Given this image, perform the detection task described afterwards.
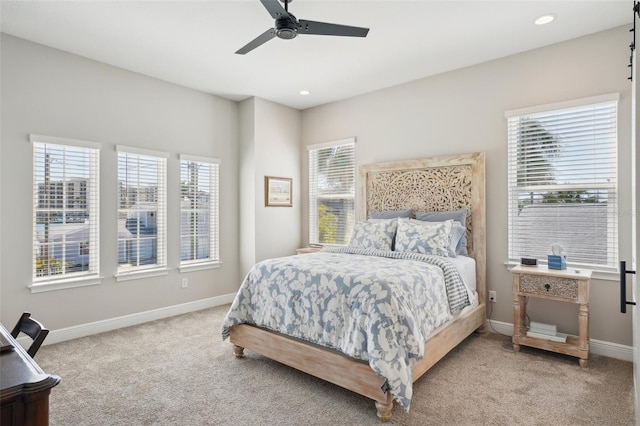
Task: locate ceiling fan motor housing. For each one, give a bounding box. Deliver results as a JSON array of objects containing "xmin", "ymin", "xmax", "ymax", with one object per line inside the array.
[{"xmin": 276, "ymin": 15, "xmax": 298, "ymax": 39}]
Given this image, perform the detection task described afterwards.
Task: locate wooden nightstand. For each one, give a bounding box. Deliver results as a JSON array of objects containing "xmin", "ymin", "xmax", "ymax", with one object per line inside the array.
[
  {"xmin": 295, "ymin": 246, "xmax": 322, "ymax": 255},
  {"xmin": 511, "ymin": 265, "xmax": 592, "ymax": 368}
]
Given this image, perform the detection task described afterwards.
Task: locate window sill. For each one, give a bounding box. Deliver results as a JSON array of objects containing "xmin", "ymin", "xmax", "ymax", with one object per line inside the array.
[
  {"xmin": 30, "ymin": 275, "xmax": 103, "ymax": 293},
  {"xmin": 503, "ymin": 261, "xmax": 619, "ymax": 281},
  {"xmin": 115, "ymin": 267, "xmax": 170, "ymax": 282},
  {"xmin": 178, "ymin": 261, "xmax": 222, "ymax": 273}
]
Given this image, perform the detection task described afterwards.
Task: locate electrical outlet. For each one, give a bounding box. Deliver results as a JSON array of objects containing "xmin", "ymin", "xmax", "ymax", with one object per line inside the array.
[
  {"xmin": 181, "ymin": 278, "xmax": 188, "ymax": 288},
  {"xmin": 489, "ymin": 290, "xmax": 497, "ymax": 303}
]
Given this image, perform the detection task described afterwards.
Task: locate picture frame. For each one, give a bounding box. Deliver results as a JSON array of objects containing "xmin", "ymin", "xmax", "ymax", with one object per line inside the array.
[{"xmin": 265, "ymin": 176, "xmax": 293, "ymax": 207}]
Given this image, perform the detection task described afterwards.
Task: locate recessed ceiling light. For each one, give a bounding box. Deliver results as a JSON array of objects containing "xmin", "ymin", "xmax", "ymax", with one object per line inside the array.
[
  {"xmin": 299, "ymin": 90, "xmax": 310, "ymax": 96},
  {"xmin": 535, "ymin": 14, "xmax": 555, "ymax": 26}
]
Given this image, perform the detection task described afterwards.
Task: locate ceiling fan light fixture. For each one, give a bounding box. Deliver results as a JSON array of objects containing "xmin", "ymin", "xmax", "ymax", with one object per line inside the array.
[
  {"xmin": 276, "ymin": 15, "xmax": 299, "ymax": 39},
  {"xmin": 277, "ymin": 28, "xmax": 298, "ymax": 39},
  {"xmin": 535, "ymin": 14, "xmax": 555, "ymax": 26}
]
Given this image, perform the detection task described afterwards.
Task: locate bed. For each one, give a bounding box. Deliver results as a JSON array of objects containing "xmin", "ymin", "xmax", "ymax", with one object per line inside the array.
[{"xmin": 223, "ymin": 152, "xmax": 486, "ymax": 421}]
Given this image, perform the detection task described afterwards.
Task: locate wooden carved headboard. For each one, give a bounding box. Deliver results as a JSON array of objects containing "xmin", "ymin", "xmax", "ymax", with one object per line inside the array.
[{"xmin": 358, "ymin": 152, "xmax": 486, "ymax": 303}]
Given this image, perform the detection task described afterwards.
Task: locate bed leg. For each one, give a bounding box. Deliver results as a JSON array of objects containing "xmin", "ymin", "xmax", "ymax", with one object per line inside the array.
[
  {"xmin": 232, "ymin": 344, "xmax": 245, "ymax": 358},
  {"xmin": 476, "ymin": 323, "xmax": 486, "ymax": 333},
  {"xmin": 375, "ymin": 398, "xmax": 393, "ymax": 422}
]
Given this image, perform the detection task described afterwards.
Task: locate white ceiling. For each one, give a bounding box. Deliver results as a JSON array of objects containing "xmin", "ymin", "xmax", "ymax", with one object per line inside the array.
[{"xmin": 0, "ymin": 1, "xmax": 633, "ymax": 110}]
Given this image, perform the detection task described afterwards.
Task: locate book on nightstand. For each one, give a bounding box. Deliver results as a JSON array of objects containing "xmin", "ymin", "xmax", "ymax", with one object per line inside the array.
[
  {"xmin": 526, "ymin": 331, "xmax": 568, "ymax": 343},
  {"xmin": 527, "ymin": 321, "xmax": 566, "ymax": 342},
  {"xmin": 529, "ymin": 321, "xmax": 557, "ymax": 335}
]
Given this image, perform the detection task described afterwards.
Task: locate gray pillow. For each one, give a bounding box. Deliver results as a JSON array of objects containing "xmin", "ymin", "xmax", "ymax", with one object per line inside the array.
[
  {"xmin": 415, "ymin": 209, "xmax": 469, "ymax": 256},
  {"xmin": 369, "ymin": 209, "xmax": 413, "ymax": 219}
]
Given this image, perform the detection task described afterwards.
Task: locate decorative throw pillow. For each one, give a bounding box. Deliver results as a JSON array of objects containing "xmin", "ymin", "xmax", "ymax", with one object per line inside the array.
[
  {"xmin": 415, "ymin": 209, "xmax": 468, "ymax": 256},
  {"xmin": 348, "ymin": 219, "xmax": 397, "ymax": 251},
  {"xmin": 369, "ymin": 209, "xmax": 413, "ymax": 219},
  {"xmin": 394, "ymin": 218, "xmax": 453, "ymax": 257}
]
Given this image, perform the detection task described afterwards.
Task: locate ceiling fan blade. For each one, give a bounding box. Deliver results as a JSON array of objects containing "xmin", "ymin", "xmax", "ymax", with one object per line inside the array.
[
  {"xmin": 235, "ymin": 28, "xmax": 277, "ymax": 55},
  {"xmin": 298, "ymin": 20, "xmax": 369, "ymax": 37},
  {"xmin": 260, "ymin": 0, "xmax": 288, "ymax": 19}
]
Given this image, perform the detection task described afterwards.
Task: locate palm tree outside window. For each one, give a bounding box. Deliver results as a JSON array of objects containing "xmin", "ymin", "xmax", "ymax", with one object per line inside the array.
[{"xmin": 506, "ymin": 94, "xmax": 618, "ymax": 272}]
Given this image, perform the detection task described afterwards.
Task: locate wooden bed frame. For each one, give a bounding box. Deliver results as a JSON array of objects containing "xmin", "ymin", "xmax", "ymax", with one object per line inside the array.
[{"xmin": 230, "ymin": 152, "xmax": 486, "ymax": 422}]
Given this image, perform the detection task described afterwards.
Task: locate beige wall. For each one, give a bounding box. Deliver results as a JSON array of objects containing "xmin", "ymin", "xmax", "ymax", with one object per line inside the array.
[
  {"xmin": 0, "ymin": 35, "xmax": 241, "ymax": 330},
  {"xmin": 239, "ymin": 98, "xmax": 257, "ymax": 275},
  {"xmin": 1, "ymin": 26, "xmax": 634, "ymax": 348},
  {"xmin": 301, "ymin": 26, "xmax": 634, "ymax": 346},
  {"xmin": 253, "ymin": 98, "xmax": 302, "ymax": 263},
  {"xmin": 238, "ymin": 97, "xmax": 302, "ymax": 275}
]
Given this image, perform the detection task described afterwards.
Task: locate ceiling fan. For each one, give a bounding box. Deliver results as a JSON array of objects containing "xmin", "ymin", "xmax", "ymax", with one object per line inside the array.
[{"xmin": 236, "ymin": 0, "xmax": 369, "ymax": 55}]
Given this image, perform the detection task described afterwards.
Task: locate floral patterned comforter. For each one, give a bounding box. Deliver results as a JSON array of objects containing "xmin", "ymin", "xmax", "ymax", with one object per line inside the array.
[{"xmin": 221, "ymin": 248, "xmax": 472, "ymax": 410}]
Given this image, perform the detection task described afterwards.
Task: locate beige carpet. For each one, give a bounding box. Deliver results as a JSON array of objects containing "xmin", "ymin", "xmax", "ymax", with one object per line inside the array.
[{"xmin": 36, "ymin": 305, "xmax": 635, "ymax": 426}]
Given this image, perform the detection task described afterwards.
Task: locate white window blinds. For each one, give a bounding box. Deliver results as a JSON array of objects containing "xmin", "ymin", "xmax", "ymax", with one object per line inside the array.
[
  {"xmin": 31, "ymin": 135, "xmax": 100, "ymax": 283},
  {"xmin": 179, "ymin": 155, "xmax": 220, "ymax": 266},
  {"xmin": 506, "ymin": 94, "xmax": 618, "ymax": 271},
  {"xmin": 117, "ymin": 146, "xmax": 167, "ymax": 274},
  {"xmin": 308, "ymin": 138, "xmax": 356, "ymax": 246}
]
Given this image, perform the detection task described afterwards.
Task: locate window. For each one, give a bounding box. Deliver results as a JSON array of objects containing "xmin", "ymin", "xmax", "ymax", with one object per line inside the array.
[
  {"xmin": 308, "ymin": 138, "xmax": 356, "ymax": 246},
  {"xmin": 179, "ymin": 155, "xmax": 220, "ymax": 269},
  {"xmin": 31, "ymin": 134, "xmax": 100, "ymax": 287},
  {"xmin": 506, "ymin": 94, "xmax": 618, "ymax": 272},
  {"xmin": 117, "ymin": 146, "xmax": 167, "ymax": 277}
]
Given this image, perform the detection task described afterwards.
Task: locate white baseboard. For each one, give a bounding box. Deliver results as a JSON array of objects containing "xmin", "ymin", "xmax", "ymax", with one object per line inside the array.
[
  {"xmin": 485, "ymin": 319, "xmax": 633, "ymax": 362},
  {"xmin": 18, "ymin": 302, "xmax": 632, "ymax": 363},
  {"xmin": 17, "ymin": 293, "xmax": 236, "ymax": 348}
]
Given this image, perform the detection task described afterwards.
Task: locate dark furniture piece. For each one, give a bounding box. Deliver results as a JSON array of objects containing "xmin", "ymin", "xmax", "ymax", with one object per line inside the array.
[
  {"xmin": 1, "ymin": 323, "xmax": 60, "ymax": 426},
  {"xmin": 10, "ymin": 312, "xmax": 49, "ymax": 358}
]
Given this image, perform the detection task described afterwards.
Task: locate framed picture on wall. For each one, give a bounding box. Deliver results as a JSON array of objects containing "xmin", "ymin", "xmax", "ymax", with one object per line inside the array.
[{"xmin": 265, "ymin": 176, "xmax": 293, "ymax": 207}]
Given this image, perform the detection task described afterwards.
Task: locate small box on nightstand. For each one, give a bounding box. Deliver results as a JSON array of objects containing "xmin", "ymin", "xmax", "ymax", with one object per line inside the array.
[
  {"xmin": 548, "ymin": 255, "xmax": 567, "ymax": 270},
  {"xmin": 520, "ymin": 257, "xmax": 538, "ymax": 266}
]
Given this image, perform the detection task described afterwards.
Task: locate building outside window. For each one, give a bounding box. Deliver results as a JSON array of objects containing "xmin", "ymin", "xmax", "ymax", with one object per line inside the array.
[
  {"xmin": 117, "ymin": 146, "xmax": 167, "ymax": 276},
  {"xmin": 179, "ymin": 155, "xmax": 220, "ymax": 269},
  {"xmin": 31, "ymin": 134, "xmax": 100, "ymax": 286},
  {"xmin": 506, "ymin": 94, "xmax": 618, "ymax": 273}
]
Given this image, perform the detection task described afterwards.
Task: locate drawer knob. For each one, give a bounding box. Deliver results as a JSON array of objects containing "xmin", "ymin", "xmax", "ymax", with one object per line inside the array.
[{"xmin": 544, "ymin": 284, "xmax": 551, "ymax": 291}]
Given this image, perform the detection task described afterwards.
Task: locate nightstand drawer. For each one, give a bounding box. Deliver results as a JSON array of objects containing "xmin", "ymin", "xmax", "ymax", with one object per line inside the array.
[{"xmin": 519, "ymin": 274, "xmax": 579, "ymax": 300}]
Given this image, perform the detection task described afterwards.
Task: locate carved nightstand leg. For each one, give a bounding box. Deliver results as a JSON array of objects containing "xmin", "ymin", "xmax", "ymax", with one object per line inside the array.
[
  {"xmin": 579, "ymin": 358, "xmax": 588, "ymax": 368},
  {"xmin": 232, "ymin": 345, "xmax": 245, "ymax": 358},
  {"xmin": 513, "ymin": 343, "xmax": 520, "ymax": 352},
  {"xmin": 375, "ymin": 400, "xmax": 393, "ymax": 422}
]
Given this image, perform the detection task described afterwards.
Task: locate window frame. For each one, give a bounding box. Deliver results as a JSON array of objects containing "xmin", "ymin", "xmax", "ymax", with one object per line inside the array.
[
  {"xmin": 307, "ymin": 137, "xmax": 356, "ymax": 247},
  {"xmin": 178, "ymin": 154, "xmax": 221, "ymax": 272},
  {"xmin": 29, "ymin": 134, "xmax": 102, "ymax": 293},
  {"xmin": 115, "ymin": 145, "xmax": 168, "ymax": 281},
  {"xmin": 505, "ymin": 93, "xmax": 619, "ymax": 276}
]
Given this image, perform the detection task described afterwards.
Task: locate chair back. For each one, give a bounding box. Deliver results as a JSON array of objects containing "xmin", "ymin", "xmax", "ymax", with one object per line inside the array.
[{"xmin": 10, "ymin": 312, "xmax": 49, "ymax": 358}]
